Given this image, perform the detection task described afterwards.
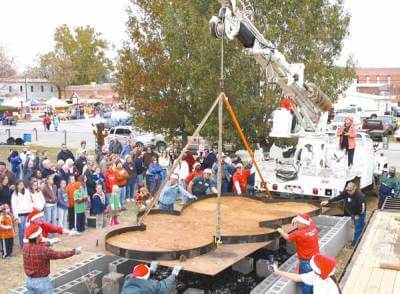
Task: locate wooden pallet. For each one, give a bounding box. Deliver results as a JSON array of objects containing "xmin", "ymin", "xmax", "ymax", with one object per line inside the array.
[{"xmin": 341, "ymin": 210, "xmax": 400, "ymax": 294}]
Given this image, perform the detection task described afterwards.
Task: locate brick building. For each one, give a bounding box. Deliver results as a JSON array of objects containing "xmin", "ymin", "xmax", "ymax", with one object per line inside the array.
[
  {"xmin": 63, "ymin": 82, "xmax": 117, "ymax": 103},
  {"xmin": 355, "ymin": 68, "xmax": 400, "ymax": 102}
]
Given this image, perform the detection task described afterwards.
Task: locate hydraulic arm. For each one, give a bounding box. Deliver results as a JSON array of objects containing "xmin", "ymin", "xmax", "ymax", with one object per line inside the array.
[{"xmin": 209, "ymin": 0, "xmax": 332, "ymax": 135}]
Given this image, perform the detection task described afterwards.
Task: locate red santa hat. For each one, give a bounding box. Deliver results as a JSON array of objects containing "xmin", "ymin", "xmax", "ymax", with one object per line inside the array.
[
  {"xmin": 27, "ymin": 209, "xmax": 44, "ymax": 224},
  {"xmin": 310, "ymin": 254, "xmax": 336, "ymax": 280},
  {"xmin": 293, "ymin": 213, "xmax": 311, "ymax": 226},
  {"xmin": 24, "ymin": 223, "xmax": 43, "ymax": 243},
  {"xmin": 131, "ymin": 264, "xmax": 150, "ymax": 280}
]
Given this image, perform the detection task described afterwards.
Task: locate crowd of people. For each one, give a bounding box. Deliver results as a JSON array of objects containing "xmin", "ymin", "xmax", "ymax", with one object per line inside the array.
[
  {"xmin": 0, "ymin": 139, "xmax": 257, "ymax": 260},
  {"xmin": 1, "ymin": 126, "xmax": 399, "ymax": 293}
]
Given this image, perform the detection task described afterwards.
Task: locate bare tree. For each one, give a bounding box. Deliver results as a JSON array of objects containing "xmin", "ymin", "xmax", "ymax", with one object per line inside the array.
[{"xmin": 0, "ymin": 45, "xmax": 17, "ymax": 78}]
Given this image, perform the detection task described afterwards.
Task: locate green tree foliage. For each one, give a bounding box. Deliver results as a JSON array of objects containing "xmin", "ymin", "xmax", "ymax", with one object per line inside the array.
[
  {"xmin": 116, "ymin": 0, "xmax": 354, "ymax": 147},
  {"xmin": 53, "ymin": 25, "xmax": 113, "ymax": 85},
  {"xmin": 32, "ymin": 24, "xmax": 113, "ymax": 94}
]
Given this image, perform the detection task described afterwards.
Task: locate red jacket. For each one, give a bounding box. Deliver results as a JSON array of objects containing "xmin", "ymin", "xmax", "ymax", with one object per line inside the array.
[
  {"xmin": 232, "ymin": 169, "xmax": 251, "ymax": 193},
  {"xmin": 185, "ymin": 170, "xmax": 203, "ymax": 185},
  {"xmin": 104, "ymin": 168, "xmax": 117, "ymax": 193},
  {"xmin": 39, "ymin": 222, "xmax": 63, "ymax": 238}
]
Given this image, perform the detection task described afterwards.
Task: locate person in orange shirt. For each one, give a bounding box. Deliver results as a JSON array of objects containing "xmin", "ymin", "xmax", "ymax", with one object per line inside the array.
[
  {"xmin": 114, "ymin": 160, "xmax": 129, "ymax": 210},
  {"xmin": 281, "ymin": 97, "xmax": 298, "ymax": 133},
  {"xmin": 66, "ymin": 175, "xmax": 80, "ymax": 230},
  {"xmin": 0, "ymin": 204, "xmax": 15, "ymax": 258},
  {"xmin": 232, "ymin": 163, "xmax": 254, "ymax": 195}
]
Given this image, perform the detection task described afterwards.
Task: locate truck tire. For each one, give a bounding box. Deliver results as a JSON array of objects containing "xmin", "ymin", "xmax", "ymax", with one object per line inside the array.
[
  {"xmin": 136, "ymin": 142, "xmax": 144, "ymax": 151},
  {"xmin": 156, "ymin": 141, "xmax": 167, "ymax": 152}
]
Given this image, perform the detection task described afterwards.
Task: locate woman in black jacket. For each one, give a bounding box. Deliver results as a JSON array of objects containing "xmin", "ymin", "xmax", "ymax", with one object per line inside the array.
[{"xmin": 0, "ymin": 174, "xmax": 11, "ymax": 206}]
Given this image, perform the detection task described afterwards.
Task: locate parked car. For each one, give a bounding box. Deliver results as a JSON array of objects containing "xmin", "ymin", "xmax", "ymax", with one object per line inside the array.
[
  {"xmin": 101, "ymin": 111, "xmax": 132, "ymax": 129},
  {"xmin": 106, "ymin": 126, "xmax": 167, "ymax": 152},
  {"xmin": 391, "ymin": 106, "xmax": 400, "ymax": 117},
  {"xmin": 361, "ymin": 119, "xmax": 389, "ymax": 142},
  {"xmin": 330, "ymin": 114, "xmax": 361, "ymax": 131},
  {"xmin": 377, "ymin": 115, "xmax": 397, "ymax": 134}
]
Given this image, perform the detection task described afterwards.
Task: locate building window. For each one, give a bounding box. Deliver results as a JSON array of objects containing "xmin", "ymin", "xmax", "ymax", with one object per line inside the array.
[
  {"xmin": 388, "ymin": 76, "xmax": 391, "ymax": 85},
  {"xmin": 41, "ymin": 85, "xmax": 44, "ymax": 92},
  {"xmin": 51, "ymin": 86, "xmax": 54, "ymax": 92},
  {"xmin": 366, "ymin": 76, "xmax": 370, "ymax": 84},
  {"xmin": 20, "ymin": 85, "xmax": 23, "ymax": 92},
  {"xmin": 376, "ymin": 75, "xmax": 380, "ymax": 83},
  {"xmin": 30, "ymin": 85, "xmax": 34, "ymax": 92},
  {"xmin": 8, "ymin": 86, "xmax": 12, "ymax": 92}
]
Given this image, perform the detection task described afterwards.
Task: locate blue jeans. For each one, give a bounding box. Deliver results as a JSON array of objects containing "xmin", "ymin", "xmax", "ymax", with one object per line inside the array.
[
  {"xmin": 18, "ymin": 214, "xmax": 27, "ymax": 248},
  {"xmin": 126, "ymin": 180, "xmax": 136, "ymax": 200},
  {"xmin": 158, "ymin": 202, "xmax": 174, "ymax": 211},
  {"xmin": 150, "ymin": 180, "xmax": 160, "ymax": 197},
  {"xmin": 136, "ymin": 174, "xmax": 144, "ymax": 187},
  {"xmin": 119, "ymin": 186, "xmax": 126, "ymax": 209},
  {"xmin": 44, "ymin": 205, "xmax": 57, "ymax": 227},
  {"xmin": 351, "ymin": 213, "xmax": 365, "ymax": 246},
  {"xmin": 57, "ymin": 207, "xmax": 68, "ymax": 229},
  {"xmin": 299, "ymin": 259, "xmax": 313, "ymax": 294},
  {"xmin": 26, "ymin": 277, "xmax": 53, "ymax": 294},
  {"xmin": 222, "ymin": 179, "xmax": 229, "ymax": 193}
]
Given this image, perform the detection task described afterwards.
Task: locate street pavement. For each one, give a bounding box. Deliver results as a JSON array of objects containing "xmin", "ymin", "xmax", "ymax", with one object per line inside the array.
[
  {"xmin": 1, "ymin": 119, "xmax": 400, "ymax": 170},
  {"xmin": 0, "ymin": 119, "xmax": 96, "ymax": 149}
]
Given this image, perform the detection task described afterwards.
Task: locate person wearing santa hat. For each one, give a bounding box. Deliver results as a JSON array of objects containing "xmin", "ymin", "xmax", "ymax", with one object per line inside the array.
[
  {"xmin": 276, "ymin": 213, "xmax": 320, "ymax": 294},
  {"xmin": 185, "ymin": 162, "xmax": 203, "ymax": 186},
  {"xmin": 273, "ymin": 254, "xmax": 340, "ymax": 294},
  {"xmin": 121, "ymin": 261, "xmax": 182, "ymax": 294},
  {"xmin": 187, "ymin": 168, "xmax": 218, "ymax": 198},
  {"xmin": 158, "ymin": 173, "xmax": 197, "ymax": 211},
  {"xmin": 23, "ymin": 223, "xmax": 82, "ymax": 293},
  {"xmin": 25, "ymin": 209, "xmax": 71, "ymax": 245},
  {"xmin": 232, "ymin": 162, "xmax": 254, "ymax": 195}
]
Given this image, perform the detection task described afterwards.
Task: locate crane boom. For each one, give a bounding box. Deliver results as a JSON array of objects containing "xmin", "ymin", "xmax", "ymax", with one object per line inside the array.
[{"xmin": 210, "ymin": 0, "xmax": 332, "ymax": 136}]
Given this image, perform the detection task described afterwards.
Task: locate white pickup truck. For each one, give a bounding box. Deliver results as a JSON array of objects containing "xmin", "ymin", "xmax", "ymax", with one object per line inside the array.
[{"xmin": 106, "ymin": 126, "xmax": 167, "ymax": 152}]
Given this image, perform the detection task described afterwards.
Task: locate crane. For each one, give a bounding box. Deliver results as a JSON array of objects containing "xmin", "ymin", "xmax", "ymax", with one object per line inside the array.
[{"xmin": 209, "ymin": 0, "xmax": 332, "ymax": 137}]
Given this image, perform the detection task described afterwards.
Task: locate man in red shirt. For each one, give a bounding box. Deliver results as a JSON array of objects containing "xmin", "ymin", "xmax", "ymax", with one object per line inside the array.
[
  {"xmin": 232, "ymin": 163, "xmax": 253, "ymax": 195},
  {"xmin": 277, "ymin": 213, "xmax": 320, "ymax": 294},
  {"xmin": 23, "ymin": 224, "xmax": 82, "ymax": 293}
]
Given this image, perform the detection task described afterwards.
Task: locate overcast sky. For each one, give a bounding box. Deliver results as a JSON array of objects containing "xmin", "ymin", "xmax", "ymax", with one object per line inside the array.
[{"xmin": 0, "ymin": 0, "xmax": 399, "ymax": 71}]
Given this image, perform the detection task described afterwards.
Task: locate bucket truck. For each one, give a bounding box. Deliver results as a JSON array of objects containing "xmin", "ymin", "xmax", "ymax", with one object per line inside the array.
[{"xmin": 209, "ymin": 0, "xmax": 377, "ymax": 198}]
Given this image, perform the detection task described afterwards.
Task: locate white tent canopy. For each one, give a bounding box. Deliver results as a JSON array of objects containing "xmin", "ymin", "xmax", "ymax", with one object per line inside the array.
[
  {"xmin": 45, "ymin": 97, "xmax": 69, "ymax": 107},
  {"xmin": 1, "ymin": 96, "xmax": 27, "ymax": 107}
]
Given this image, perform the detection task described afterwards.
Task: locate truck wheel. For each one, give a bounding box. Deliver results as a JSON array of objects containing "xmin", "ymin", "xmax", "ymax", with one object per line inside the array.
[
  {"xmin": 136, "ymin": 142, "xmax": 144, "ymax": 151},
  {"xmin": 156, "ymin": 141, "xmax": 167, "ymax": 152}
]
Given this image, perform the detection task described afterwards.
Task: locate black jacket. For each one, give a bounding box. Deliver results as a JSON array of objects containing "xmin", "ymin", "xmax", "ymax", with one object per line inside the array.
[
  {"xmin": 328, "ymin": 190, "xmax": 367, "ymax": 216},
  {"xmin": 75, "ymin": 156, "xmax": 87, "ymax": 176},
  {"xmin": 57, "ymin": 150, "xmax": 75, "ymax": 162},
  {"xmin": 123, "ymin": 162, "xmax": 137, "ymax": 184},
  {"xmin": 84, "ymin": 169, "xmax": 96, "ymax": 197}
]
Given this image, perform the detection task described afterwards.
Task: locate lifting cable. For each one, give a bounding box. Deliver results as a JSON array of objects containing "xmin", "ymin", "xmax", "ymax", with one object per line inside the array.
[{"xmin": 215, "ymin": 32, "xmax": 224, "ymax": 247}]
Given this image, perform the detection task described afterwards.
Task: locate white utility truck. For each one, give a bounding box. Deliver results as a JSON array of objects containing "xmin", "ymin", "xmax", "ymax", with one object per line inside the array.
[{"xmin": 209, "ymin": 0, "xmax": 379, "ymax": 198}]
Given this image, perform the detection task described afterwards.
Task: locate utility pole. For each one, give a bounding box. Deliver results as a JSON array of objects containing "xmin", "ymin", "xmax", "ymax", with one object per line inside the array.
[{"xmin": 25, "ymin": 76, "xmax": 28, "ymax": 101}]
